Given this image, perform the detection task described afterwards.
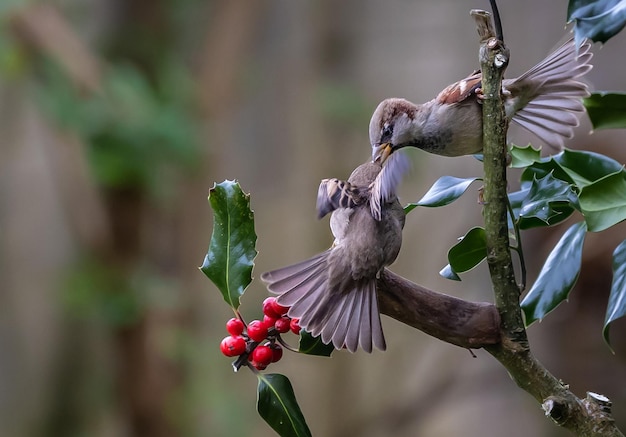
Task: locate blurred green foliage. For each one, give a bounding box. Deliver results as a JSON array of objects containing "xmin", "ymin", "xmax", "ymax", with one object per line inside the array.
[{"xmin": 36, "ymin": 60, "xmax": 200, "ymax": 194}]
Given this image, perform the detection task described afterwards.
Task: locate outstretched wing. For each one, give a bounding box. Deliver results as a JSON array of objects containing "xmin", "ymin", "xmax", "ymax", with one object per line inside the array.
[{"xmin": 316, "ymin": 178, "xmax": 366, "ymax": 219}]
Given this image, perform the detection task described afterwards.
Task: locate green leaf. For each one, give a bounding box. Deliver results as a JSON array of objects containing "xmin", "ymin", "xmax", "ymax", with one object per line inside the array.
[
  {"xmin": 552, "ymin": 149, "xmax": 624, "ymax": 188},
  {"xmin": 522, "ymin": 222, "xmax": 587, "ymax": 325},
  {"xmin": 298, "ymin": 330, "xmax": 335, "ymax": 356},
  {"xmin": 568, "ymin": 0, "xmax": 626, "ymax": 44},
  {"xmin": 257, "ymin": 373, "xmax": 312, "ymax": 437},
  {"xmin": 448, "ymin": 227, "xmax": 487, "ymax": 274},
  {"xmin": 521, "ymin": 159, "xmax": 575, "ymax": 187},
  {"xmin": 604, "ymin": 239, "xmax": 626, "ymax": 351},
  {"xmin": 409, "ymin": 176, "xmax": 481, "ymax": 208},
  {"xmin": 509, "ymin": 144, "xmax": 541, "ymax": 168},
  {"xmin": 584, "ymin": 92, "xmax": 626, "ymax": 130},
  {"xmin": 516, "ymin": 173, "xmax": 579, "ymax": 229},
  {"xmin": 200, "ymin": 181, "xmax": 257, "ymax": 309},
  {"xmin": 579, "ymin": 171, "xmax": 626, "ymax": 231},
  {"xmin": 439, "ymin": 264, "xmax": 461, "ymax": 281}
]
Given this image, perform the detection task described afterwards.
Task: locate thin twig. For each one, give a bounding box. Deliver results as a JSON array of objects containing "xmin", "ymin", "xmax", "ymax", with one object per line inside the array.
[
  {"xmin": 506, "ymin": 197, "xmax": 526, "ymax": 291},
  {"xmin": 489, "ymin": 0, "xmax": 504, "ymax": 42}
]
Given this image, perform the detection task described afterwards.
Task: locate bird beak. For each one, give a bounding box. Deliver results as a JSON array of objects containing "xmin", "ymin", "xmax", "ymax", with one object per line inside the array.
[{"xmin": 373, "ymin": 143, "xmax": 393, "ymax": 164}]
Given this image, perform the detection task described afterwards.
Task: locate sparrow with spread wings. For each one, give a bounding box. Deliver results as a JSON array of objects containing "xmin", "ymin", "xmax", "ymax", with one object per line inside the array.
[{"xmin": 261, "ymin": 154, "xmax": 409, "ymax": 352}]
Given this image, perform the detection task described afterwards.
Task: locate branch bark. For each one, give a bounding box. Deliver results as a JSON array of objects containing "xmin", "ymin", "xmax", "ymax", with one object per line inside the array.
[
  {"xmin": 473, "ymin": 9, "xmax": 624, "ymax": 437},
  {"xmin": 377, "ymin": 269, "xmax": 500, "ymax": 349}
]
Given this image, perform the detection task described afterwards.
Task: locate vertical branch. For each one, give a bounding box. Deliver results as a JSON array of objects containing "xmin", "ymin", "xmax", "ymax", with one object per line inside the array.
[
  {"xmin": 471, "ymin": 10, "xmax": 526, "ymax": 345},
  {"xmin": 471, "ymin": 9, "xmax": 624, "ymax": 436}
]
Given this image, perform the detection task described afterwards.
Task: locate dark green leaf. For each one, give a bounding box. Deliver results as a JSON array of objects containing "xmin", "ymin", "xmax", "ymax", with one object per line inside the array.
[
  {"xmin": 439, "ymin": 264, "xmax": 462, "ymax": 281},
  {"xmin": 410, "ymin": 176, "xmax": 481, "ymax": 208},
  {"xmin": 521, "ymin": 159, "xmax": 575, "ymax": 187},
  {"xmin": 552, "ymin": 149, "xmax": 624, "ymax": 188},
  {"xmin": 200, "ymin": 181, "xmax": 257, "ymax": 309},
  {"xmin": 579, "ymin": 171, "xmax": 626, "ymax": 231},
  {"xmin": 522, "ymin": 222, "xmax": 587, "ymax": 325},
  {"xmin": 509, "ymin": 144, "xmax": 541, "ymax": 168},
  {"xmin": 604, "ymin": 239, "xmax": 626, "ymax": 351},
  {"xmin": 516, "ymin": 173, "xmax": 579, "ymax": 229},
  {"xmin": 508, "ymin": 183, "xmax": 531, "ymax": 221},
  {"xmin": 567, "ymin": 0, "xmax": 626, "ymax": 44},
  {"xmin": 298, "ymin": 330, "xmax": 335, "ymax": 356},
  {"xmin": 448, "ymin": 227, "xmax": 487, "ymax": 273},
  {"xmin": 257, "ymin": 373, "xmax": 312, "ymax": 437},
  {"xmin": 584, "ymin": 92, "xmax": 626, "ymax": 130}
]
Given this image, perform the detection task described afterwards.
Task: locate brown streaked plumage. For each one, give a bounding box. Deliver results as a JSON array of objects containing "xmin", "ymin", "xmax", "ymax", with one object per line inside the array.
[
  {"xmin": 261, "ymin": 161, "xmax": 406, "ymax": 353},
  {"xmin": 370, "ymin": 38, "xmax": 593, "ymax": 160}
]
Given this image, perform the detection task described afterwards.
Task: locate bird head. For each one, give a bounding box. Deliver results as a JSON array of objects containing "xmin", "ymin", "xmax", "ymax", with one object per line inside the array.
[{"xmin": 369, "ymin": 98, "xmax": 420, "ymax": 164}]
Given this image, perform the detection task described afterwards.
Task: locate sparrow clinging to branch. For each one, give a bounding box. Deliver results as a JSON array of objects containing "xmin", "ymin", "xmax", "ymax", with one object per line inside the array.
[
  {"xmin": 370, "ymin": 38, "xmax": 593, "ymax": 162},
  {"xmin": 261, "ymin": 158, "xmax": 407, "ymax": 352}
]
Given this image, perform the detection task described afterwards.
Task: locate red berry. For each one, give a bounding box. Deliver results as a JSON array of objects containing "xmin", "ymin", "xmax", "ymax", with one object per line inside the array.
[
  {"xmin": 263, "ymin": 314, "xmax": 278, "ymax": 329},
  {"xmin": 290, "ymin": 318, "xmax": 301, "ymax": 335},
  {"xmin": 253, "ymin": 362, "xmax": 267, "ymax": 371},
  {"xmin": 226, "ymin": 318, "xmax": 245, "ymax": 336},
  {"xmin": 252, "ymin": 345, "xmax": 273, "ymax": 367},
  {"xmin": 271, "ymin": 344, "xmax": 283, "ymax": 363},
  {"xmin": 220, "ymin": 335, "xmax": 246, "ymax": 357},
  {"xmin": 271, "ymin": 299, "xmax": 289, "ymax": 316},
  {"xmin": 274, "ymin": 316, "xmax": 291, "ymax": 333},
  {"xmin": 247, "ymin": 320, "xmax": 268, "ymax": 342},
  {"xmin": 262, "ymin": 297, "xmax": 281, "ymax": 318}
]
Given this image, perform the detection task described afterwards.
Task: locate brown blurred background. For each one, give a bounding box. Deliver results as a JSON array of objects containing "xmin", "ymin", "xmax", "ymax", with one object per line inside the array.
[{"xmin": 1, "ymin": 1, "xmax": 625, "ymax": 436}]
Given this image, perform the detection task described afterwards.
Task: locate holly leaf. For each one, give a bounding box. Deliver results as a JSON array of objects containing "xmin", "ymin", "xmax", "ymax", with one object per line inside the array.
[
  {"xmin": 522, "ymin": 221, "xmax": 587, "ymax": 325},
  {"xmin": 439, "ymin": 264, "xmax": 462, "ymax": 281},
  {"xmin": 567, "ymin": 0, "xmax": 626, "ymax": 45},
  {"xmin": 552, "ymin": 149, "xmax": 624, "ymax": 188},
  {"xmin": 521, "ymin": 159, "xmax": 575, "ymax": 187},
  {"xmin": 516, "ymin": 173, "xmax": 579, "ymax": 229},
  {"xmin": 257, "ymin": 373, "xmax": 312, "ymax": 437},
  {"xmin": 448, "ymin": 227, "xmax": 487, "ymax": 274},
  {"xmin": 584, "ymin": 92, "xmax": 626, "ymax": 130},
  {"xmin": 579, "ymin": 171, "xmax": 626, "ymax": 231},
  {"xmin": 407, "ymin": 176, "xmax": 481, "ymax": 211},
  {"xmin": 604, "ymin": 239, "xmax": 626, "ymax": 352},
  {"xmin": 200, "ymin": 180, "xmax": 257, "ymax": 309},
  {"xmin": 298, "ymin": 330, "xmax": 335, "ymax": 357},
  {"xmin": 509, "ymin": 144, "xmax": 541, "ymax": 168}
]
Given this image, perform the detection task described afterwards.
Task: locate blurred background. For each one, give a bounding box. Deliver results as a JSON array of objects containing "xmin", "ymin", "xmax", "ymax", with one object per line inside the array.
[{"xmin": 1, "ymin": 0, "xmax": 625, "ymax": 436}]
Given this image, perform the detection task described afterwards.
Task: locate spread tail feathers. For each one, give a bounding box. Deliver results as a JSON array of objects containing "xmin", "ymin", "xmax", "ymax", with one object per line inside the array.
[
  {"xmin": 260, "ymin": 251, "xmax": 386, "ymax": 352},
  {"xmin": 508, "ymin": 38, "xmax": 593, "ymax": 150}
]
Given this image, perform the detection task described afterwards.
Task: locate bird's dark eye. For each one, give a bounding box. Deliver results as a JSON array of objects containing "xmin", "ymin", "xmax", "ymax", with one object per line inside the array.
[{"xmin": 381, "ymin": 124, "xmax": 393, "ymax": 142}]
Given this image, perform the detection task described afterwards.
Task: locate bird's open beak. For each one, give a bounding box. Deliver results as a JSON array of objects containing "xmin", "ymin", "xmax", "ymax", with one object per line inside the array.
[{"xmin": 373, "ymin": 143, "xmax": 393, "ymax": 164}]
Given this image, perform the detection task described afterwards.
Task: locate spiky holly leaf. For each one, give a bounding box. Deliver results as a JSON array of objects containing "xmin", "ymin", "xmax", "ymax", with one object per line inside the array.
[
  {"xmin": 516, "ymin": 173, "xmax": 579, "ymax": 229},
  {"xmin": 200, "ymin": 180, "xmax": 257, "ymax": 309},
  {"xmin": 509, "ymin": 144, "xmax": 542, "ymax": 168}
]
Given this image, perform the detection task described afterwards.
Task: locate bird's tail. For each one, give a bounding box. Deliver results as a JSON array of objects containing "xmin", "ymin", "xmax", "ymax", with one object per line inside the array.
[
  {"xmin": 508, "ymin": 38, "xmax": 593, "ymax": 150},
  {"xmin": 261, "ymin": 251, "xmax": 386, "ymax": 353}
]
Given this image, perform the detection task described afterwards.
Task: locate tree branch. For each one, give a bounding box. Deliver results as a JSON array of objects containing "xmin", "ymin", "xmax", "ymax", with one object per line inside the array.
[
  {"xmin": 377, "ymin": 269, "xmax": 500, "ymax": 349},
  {"xmin": 472, "ymin": 9, "xmax": 624, "ymax": 437}
]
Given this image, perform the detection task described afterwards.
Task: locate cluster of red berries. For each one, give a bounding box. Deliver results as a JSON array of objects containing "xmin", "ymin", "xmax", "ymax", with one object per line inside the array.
[{"xmin": 220, "ymin": 297, "xmax": 301, "ymax": 370}]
